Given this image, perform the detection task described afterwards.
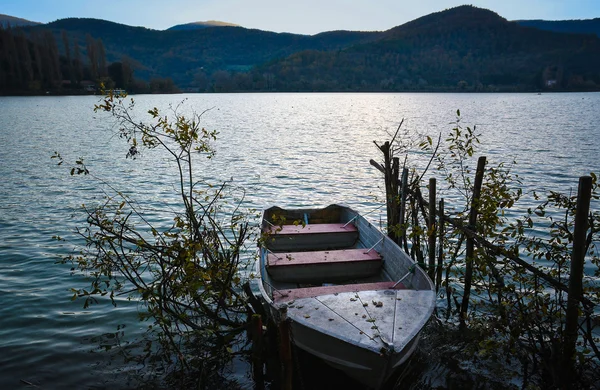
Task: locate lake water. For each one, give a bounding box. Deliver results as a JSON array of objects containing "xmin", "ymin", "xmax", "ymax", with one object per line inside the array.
[{"xmin": 1, "ymin": 92, "xmax": 599, "ymax": 389}]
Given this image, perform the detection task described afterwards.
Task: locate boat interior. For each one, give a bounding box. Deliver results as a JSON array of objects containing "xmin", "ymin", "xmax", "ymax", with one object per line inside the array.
[{"xmin": 260, "ymin": 205, "xmax": 408, "ymax": 304}]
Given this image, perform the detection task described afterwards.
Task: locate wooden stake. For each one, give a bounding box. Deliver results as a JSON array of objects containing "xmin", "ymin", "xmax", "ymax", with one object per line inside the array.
[
  {"xmin": 251, "ymin": 314, "xmax": 265, "ymax": 387},
  {"xmin": 460, "ymin": 156, "xmax": 486, "ymax": 327},
  {"xmin": 428, "ymin": 178, "xmax": 437, "ymax": 280},
  {"xmin": 399, "ymin": 167, "xmax": 409, "ymax": 249},
  {"xmin": 382, "ymin": 141, "xmax": 393, "ymax": 239},
  {"xmin": 391, "ymin": 157, "xmax": 400, "ymax": 244},
  {"xmin": 278, "ymin": 306, "xmax": 293, "ymax": 390},
  {"xmin": 562, "ymin": 175, "xmax": 592, "ymax": 387},
  {"xmin": 437, "ymin": 198, "xmax": 445, "ymax": 292}
]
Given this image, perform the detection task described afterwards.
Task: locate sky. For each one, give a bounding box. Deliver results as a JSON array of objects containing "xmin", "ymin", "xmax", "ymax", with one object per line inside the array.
[{"xmin": 1, "ymin": 0, "xmax": 599, "ymax": 35}]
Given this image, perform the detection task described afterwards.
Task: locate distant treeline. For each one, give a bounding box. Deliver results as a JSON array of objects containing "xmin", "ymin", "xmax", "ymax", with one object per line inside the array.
[{"xmin": 0, "ymin": 25, "xmax": 179, "ymax": 95}]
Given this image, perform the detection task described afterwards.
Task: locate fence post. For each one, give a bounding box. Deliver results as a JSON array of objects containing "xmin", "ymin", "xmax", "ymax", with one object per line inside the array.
[
  {"xmin": 460, "ymin": 156, "xmax": 486, "ymax": 328},
  {"xmin": 437, "ymin": 198, "xmax": 445, "ymax": 292},
  {"xmin": 251, "ymin": 314, "xmax": 265, "ymax": 388},
  {"xmin": 399, "ymin": 167, "xmax": 409, "ymax": 249},
  {"xmin": 277, "ymin": 305, "xmax": 293, "ymax": 390},
  {"xmin": 428, "ymin": 178, "xmax": 437, "ymax": 280},
  {"xmin": 562, "ymin": 175, "xmax": 592, "ymax": 387},
  {"xmin": 381, "ymin": 142, "xmax": 394, "ymax": 239},
  {"xmin": 390, "ymin": 157, "xmax": 400, "ymax": 243}
]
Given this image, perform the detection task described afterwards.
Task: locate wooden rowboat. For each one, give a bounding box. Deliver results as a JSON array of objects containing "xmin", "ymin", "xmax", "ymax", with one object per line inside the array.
[{"xmin": 254, "ymin": 204, "xmax": 436, "ymax": 389}]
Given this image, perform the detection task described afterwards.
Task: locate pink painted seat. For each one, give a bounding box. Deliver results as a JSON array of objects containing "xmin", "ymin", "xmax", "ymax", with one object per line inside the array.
[
  {"xmin": 267, "ymin": 248, "xmax": 382, "ymax": 283},
  {"xmin": 273, "ymin": 281, "xmax": 406, "ymax": 304},
  {"xmin": 265, "ymin": 223, "xmax": 359, "ymax": 251},
  {"xmin": 268, "ymin": 223, "xmax": 357, "ymax": 235},
  {"xmin": 268, "ymin": 248, "xmax": 380, "ymax": 267}
]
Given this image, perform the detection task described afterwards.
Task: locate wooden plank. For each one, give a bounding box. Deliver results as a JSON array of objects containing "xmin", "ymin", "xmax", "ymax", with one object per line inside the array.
[
  {"xmin": 268, "ymin": 223, "xmax": 357, "ymax": 235},
  {"xmin": 267, "ymin": 249, "xmax": 383, "ymax": 283},
  {"xmin": 265, "ymin": 223, "xmax": 359, "ymax": 251},
  {"xmin": 268, "ymin": 248, "xmax": 380, "ymax": 267},
  {"xmin": 273, "ymin": 281, "xmax": 405, "ymax": 304}
]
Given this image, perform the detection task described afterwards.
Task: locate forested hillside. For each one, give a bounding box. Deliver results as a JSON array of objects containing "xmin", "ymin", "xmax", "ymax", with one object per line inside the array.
[
  {"xmin": 2, "ymin": 5, "xmax": 600, "ymax": 94},
  {"xmin": 0, "ymin": 24, "xmax": 175, "ymax": 95},
  {"xmin": 252, "ymin": 6, "xmax": 600, "ymax": 92},
  {"xmin": 30, "ymin": 18, "xmax": 381, "ymax": 88}
]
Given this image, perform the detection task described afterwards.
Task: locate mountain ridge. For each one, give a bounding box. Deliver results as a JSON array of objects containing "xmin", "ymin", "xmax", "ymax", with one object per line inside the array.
[
  {"xmin": 2, "ymin": 6, "xmax": 600, "ymax": 93},
  {"xmin": 515, "ymin": 18, "xmax": 600, "ymax": 38},
  {"xmin": 2, "ymin": 9, "xmax": 600, "ymax": 36},
  {"xmin": 0, "ymin": 13, "xmax": 41, "ymax": 28},
  {"xmin": 168, "ymin": 20, "xmax": 241, "ymax": 31},
  {"xmin": 251, "ymin": 6, "xmax": 600, "ymax": 92}
]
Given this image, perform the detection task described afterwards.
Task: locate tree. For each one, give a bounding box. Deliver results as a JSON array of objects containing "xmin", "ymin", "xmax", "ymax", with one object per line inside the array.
[
  {"xmin": 62, "ymin": 30, "xmax": 75, "ymax": 85},
  {"xmin": 96, "ymin": 38, "xmax": 107, "ymax": 77},
  {"xmin": 211, "ymin": 70, "xmax": 234, "ymax": 92},
  {"xmin": 43, "ymin": 30, "xmax": 61, "ymax": 88},
  {"xmin": 107, "ymin": 62, "xmax": 125, "ymax": 88},
  {"xmin": 29, "ymin": 30, "xmax": 44, "ymax": 85},
  {"xmin": 73, "ymin": 41, "xmax": 83, "ymax": 85},
  {"xmin": 374, "ymin": 112, "xmax": 600, "ymax": 388},
  {"xmin": 149, "ymin": 77, "xmax": 178, "ymax": 93},
  {"xmin": 193, "ymin": 69, "xmax": 209, "ymax": 92},
  {"xmin": 54, "ymin": 93, "xmax": 256, "ymax": 387},
  {"xmin": 86, "ymin": 34, "xmax": 98, "ymax": 80}
]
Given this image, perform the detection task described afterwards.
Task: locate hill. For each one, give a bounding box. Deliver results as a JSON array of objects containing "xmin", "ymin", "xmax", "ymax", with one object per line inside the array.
[
  {"xmin": 0, "ymin": 14, "xmax": 41, "ymax": 28},
  {"xmin": 252, "ymin": 6, "xmax": 600, "ymax": 92},
  {"xmin": 30, "ymin": 18, "xmax": 381, "ymax": 87},
  {"xmin": 168, "ymin": 21, "xmax": 241, "ymax": 31},
  {"xmin": 516, "ymin": 18, "xmax": 600, "ymax": 38},
  {"xmin": 5, "ymin": 6, "xmax": 600, "ymax": 93}
]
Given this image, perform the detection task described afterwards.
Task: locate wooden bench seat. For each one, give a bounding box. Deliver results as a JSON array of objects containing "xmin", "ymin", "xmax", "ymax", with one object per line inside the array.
[
  {"xmin": 265, "ymin": 223, "xmax": 358, "ymax": 251},
  {"xmin": 269, "ymin": 223, "xmax": 358, "ymax": 235},
  {"xmin": 267, "ymin": 248, "xmax": 382, "ymax": 283},
  {"xmin": 273, "ymin": 281, "xmax": 406, "ymax": 304}
]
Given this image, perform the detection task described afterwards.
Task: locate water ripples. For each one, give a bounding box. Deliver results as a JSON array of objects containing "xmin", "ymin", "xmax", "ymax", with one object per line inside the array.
[{"xmin": 1, "ymin": 92, "xmax": 599, "ymax": 388}]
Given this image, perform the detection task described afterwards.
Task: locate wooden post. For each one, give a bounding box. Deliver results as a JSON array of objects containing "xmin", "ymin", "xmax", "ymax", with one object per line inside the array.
[
  {"xmin": 428, "ymin": 178, "xmax": 437, "ymax": 280},
  {"xmin": 382, "ymin": 142, "xmax": 393, "ymax": 239},
  {"xmin": 562, "ymin": 175, "xmax": 592, "ymax": 387},
  {"xmin": 437, "ymin": 198, "xmax": 445, "ymax": 292},
  {"xmin": 251, "ymin": 314, "xmax": 265, "ymax": 388},
  {"xmin": 399, "ymin": 167, "xmax": 409, "ymax": 249},
  {"xmin": 278, "ymin": 306, "xmax": 293, "ymax": 390},
  {"xmin": 460, "ymin": 156, "xmax": 486, "ymax": 328},
  {"xmin": 264, "ymin": 317, "xmax": 280, "ymax": 385},
  {"xmin": 391, "ymin": 157, "xmax": 400, "ymax": 243}
]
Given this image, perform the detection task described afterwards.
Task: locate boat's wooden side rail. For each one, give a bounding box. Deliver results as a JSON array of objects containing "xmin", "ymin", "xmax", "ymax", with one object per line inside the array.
[
  {"xmin": 265, "ymin": 223, "xmax": 359, "ymax": 251},
  {"xmin": 267, "ymin": 248, "xmax": 382, "ymax": 283},
  {"xmin": 273, "ymin": 281, "xmax": 406, "ymax": 304}
]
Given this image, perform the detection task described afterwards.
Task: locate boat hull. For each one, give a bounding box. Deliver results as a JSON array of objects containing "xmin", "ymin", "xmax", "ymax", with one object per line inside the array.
[
  {"xmin": 256, "ymin": 204, "xmax": 436, "ymax": 389},
  {"xmin": 289, "ymin": 315, "xmax": 421, "ymax": 389}
]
